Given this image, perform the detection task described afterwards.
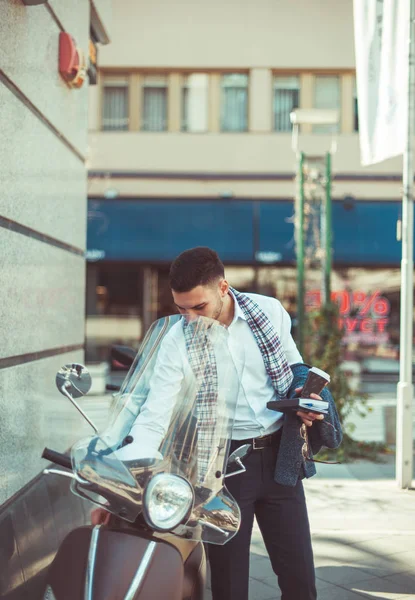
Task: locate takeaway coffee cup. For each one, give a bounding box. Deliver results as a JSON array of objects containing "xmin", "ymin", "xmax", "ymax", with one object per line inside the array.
[{"xmin": 300, "ymin": 366, "xmax": 330, "ymax": 398}]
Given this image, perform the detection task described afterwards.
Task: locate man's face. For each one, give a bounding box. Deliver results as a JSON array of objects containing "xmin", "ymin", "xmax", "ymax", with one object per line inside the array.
[{"xmin": 172, "ymin": 280, "xmax": 228, "ymax": 322}]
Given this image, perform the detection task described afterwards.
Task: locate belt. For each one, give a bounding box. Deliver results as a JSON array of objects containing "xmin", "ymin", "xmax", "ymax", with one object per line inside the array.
[{"xmin": 232, "ymin": 428, "xmax": 282, "ymax": 451}]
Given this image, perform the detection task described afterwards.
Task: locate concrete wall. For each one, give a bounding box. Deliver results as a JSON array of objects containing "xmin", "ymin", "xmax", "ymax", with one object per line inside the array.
[
  {"xmin": 87, "ymin": 0, "xmax": 405, "ymax": 202},
  {"xmin": 0, "ymin": 0, "xmax": 109, "ymax": 506},
  {"xmin": 98, "ymin": 0, "xmax": 355, "ymax": 69},
  {"xmin": 87, "ymin": 131, "xmax": 403, "ymax": 200}
]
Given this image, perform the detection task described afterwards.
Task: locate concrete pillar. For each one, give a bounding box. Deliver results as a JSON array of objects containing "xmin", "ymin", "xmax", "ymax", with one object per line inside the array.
[
  {"xmin": 168, "ymin": 73, "xmax": 182, "ymax": 132},
  {"xmin": 129, "ymin": 73, "xmax": 141, "ymax": 131},
  {"xmin": 300, "ymin": 73, "xmax": 314, "ymax": 134},
  {"xmin": 184, "ymin": 74, "xmax": 209, "ymax": 132},
  {"xmin": 341, "ymin": 73, "xmax": 354, "ymax": 134},
  {"xmin": 249, "ymin": 68, "xmax": 272, "ymax": 132},
  {"xmin": 209, "ymin": 73, "xmax": 221, "ymax": 132}
]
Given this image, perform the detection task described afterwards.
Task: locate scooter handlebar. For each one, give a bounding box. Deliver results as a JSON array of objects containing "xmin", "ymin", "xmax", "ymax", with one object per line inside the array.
[
  {"xmin": 42, "ymin": 447, "xmax": 72, "ymax": 470},
  {"xmin": 106, "ymin": 383, "xmax": 120, "ymax": 391}
]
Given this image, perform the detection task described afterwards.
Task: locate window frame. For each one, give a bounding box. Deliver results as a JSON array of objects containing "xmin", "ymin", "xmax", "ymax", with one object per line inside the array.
[
  {"xmin": 220, "ymin": 73, "xmax": 249, "ymax": 133},
  {"xmin": 141, "ymin": 74, "xmax": 169, "ymax": 132},
  {"xmin": 272, "ymin": 74, "xmax": 301, "ymax": 133},
  {"xmin": 313, "ymin": 74, "xmax": 341, "ymax": 134},
  {"xmin": 101, "ymin": 76, "xmax": 130, "ymax": 132}
]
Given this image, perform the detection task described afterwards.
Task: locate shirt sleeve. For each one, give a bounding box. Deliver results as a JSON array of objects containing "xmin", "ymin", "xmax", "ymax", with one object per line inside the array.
[
  {"xmin": 115, "ymin": 331, "xmax": 191, "ymax": 461},
  {"xmin": 272, "ymin": 299, "xmax": 303, "ymax": 365}
]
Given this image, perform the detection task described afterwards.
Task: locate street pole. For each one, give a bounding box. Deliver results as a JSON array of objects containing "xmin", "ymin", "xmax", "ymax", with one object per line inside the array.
[
  {"xmin": 296, "ymin": 152, "xmax": 305, "ymax": 355},
  {"xmin": 253, "ymin": 200, "xmax": 260, "ymax": 292},
  {"xmin": 322, "ymin": 151, "xmax": 332, "ymax": 307},
  {"xmin": 396, "ymin": 0, "xmax": 415, "ymax": 490}
]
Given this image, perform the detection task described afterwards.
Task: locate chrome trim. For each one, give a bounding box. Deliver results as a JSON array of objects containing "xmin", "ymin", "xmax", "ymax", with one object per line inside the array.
[
  {"xmin": 124, "ymin": 541, "xmax": 157, "ymax": 600},
  {"xmin": 43, "ymin": 468, "xmax": 90, "ymax": 485},
  {"xmin": 43, "ymin": 585, "xmax": 57, "ymax": 600},
  {"xmin": 60, "ymin": 384, "xmax": 98, "ymax": 433},
  {"xmin": 85, "ymin": 525, "xmax": 101, "ymax": 600},
  {"xmin": 224, "ymin": 457, "xmax": 247, "ymax": 478},
  {"xmin": 197, "ymin": 519, "xmax": 229, "ymax": 536}
]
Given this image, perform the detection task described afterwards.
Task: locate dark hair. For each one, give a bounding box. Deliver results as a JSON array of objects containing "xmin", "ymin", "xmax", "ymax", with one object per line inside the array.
[{"xmin": 169, "ymin": 247, "xmax": 225, "ymax": 292}]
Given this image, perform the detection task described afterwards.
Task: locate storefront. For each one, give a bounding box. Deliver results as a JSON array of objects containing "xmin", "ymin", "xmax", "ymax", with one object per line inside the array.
[{"xmin": 86, "ymin": 197, "xmax": 405, "ymax": 366}]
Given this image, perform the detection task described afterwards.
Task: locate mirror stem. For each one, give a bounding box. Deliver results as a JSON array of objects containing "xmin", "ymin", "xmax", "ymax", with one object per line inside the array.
[
  {"xmin": 60, "ymin": 384, "xmax": 98, "ymax": 433},
  {"xmin": 224, "ymin": 457, "xmax": 247, "ymax": 479},
  {"xmin": 197, "ymin": 520, "xmax": 229, "ymax": 536},
  {"xmin": 43, "ymin": 468, "xmax": 90, "ymax": 485}
]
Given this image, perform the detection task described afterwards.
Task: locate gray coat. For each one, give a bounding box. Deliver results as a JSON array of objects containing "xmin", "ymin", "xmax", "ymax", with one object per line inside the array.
[{"xmin": 274, "ymin": 363, "xmax": 343, "ymax": 486}]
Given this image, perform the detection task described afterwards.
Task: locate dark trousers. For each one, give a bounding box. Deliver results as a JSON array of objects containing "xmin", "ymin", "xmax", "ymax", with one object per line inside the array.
[{"xmin": 207, "ymin": 434, "xmax": 317, "ymax": 600}]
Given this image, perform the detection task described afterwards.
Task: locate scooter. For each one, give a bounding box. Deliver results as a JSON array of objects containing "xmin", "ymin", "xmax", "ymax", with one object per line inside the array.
[{"xmin": 41, "ymin": 315, "xmax": 250, "ymax": 600}]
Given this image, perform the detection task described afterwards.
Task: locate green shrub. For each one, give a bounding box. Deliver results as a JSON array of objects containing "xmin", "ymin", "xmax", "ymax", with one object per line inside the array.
[{"xmin": 303, "ymin": 302, "xmax": 388, "ymax": 461}]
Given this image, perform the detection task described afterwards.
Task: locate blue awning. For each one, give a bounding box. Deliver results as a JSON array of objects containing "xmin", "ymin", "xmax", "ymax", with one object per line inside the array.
[{"xmin": 87, "ymin": 198, "xmax": 403, "ymax": 265}]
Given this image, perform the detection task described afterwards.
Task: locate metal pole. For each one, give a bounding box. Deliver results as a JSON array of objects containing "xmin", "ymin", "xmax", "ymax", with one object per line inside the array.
[
  {"xmin": 253, "ymin": 200, "xmax": 260, "ymax": 292},
  {"xmin": 322, "ymin": 152, "xmax": 332, "ymax": 307},
  {"xmin": 396, "ymin": 0, "xmax": 415, "ymax": 490},
  {"xmin": 296, "ymin": 152, "xmax": 305, "ymax": 355}
]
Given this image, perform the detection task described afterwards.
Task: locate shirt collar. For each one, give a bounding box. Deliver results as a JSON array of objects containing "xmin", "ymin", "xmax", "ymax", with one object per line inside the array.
[{"xmin": 229, "ymin": 289, "xmax": 247, "ymax": 322}]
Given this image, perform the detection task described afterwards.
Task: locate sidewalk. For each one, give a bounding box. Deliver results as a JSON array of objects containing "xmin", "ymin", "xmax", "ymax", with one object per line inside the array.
[{"xmin": 205, "ymin": 459, "xmax": 415, "ymax": 599}]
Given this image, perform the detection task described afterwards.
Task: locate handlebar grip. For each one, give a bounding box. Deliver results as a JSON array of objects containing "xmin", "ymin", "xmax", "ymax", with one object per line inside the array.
[
  {"xmin": 42, "ymin": 447, "xmax": 72, "ymax": 470},
  {"xmin": 106, "ymin": 383, "xmax": 120, "ymax": 391}
]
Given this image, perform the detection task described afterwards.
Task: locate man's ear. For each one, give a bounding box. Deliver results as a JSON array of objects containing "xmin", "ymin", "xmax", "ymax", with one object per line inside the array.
[{"xmin": 219, "ymin": 279, "xmax": 229, "ymax": 297}]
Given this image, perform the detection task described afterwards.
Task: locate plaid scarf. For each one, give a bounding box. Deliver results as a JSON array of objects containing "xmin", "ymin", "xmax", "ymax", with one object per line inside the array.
[
  {"xmin": 230, "ymin": 287, "xmax": 294, "ymax": 396},
  {"xmin": 183, "ymin": 289, "xmax": 293, "ymax": 482},
  {"xmin": 183, "ymin": 318, "xmax": 218, "ymax": 481}
]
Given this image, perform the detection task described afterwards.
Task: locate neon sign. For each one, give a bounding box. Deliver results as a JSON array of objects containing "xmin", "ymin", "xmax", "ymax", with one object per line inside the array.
[{"xmin": 305, "ymin": 290, "xmax": 391, "ymax": 344}]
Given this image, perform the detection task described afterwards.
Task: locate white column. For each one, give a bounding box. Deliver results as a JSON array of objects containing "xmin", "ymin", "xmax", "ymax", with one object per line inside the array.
[
  {"xmin": 396, "ymin": 0, "xmax": 415, "ymax": 490},
  {"xmin": 249, "ymin": 68, "xmax": 272, "ymax": 132}
]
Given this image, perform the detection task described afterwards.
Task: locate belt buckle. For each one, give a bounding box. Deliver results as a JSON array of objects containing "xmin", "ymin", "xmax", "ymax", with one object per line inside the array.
[{"xmin": 252, "ymin": 437, "xmax": 262, "ymax": 450}]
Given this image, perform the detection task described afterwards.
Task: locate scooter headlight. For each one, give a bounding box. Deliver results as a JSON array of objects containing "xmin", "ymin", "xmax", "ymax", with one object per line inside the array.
[{"xmin": 143, "ymin": 473, "xmax": 193, "ymax": 531}]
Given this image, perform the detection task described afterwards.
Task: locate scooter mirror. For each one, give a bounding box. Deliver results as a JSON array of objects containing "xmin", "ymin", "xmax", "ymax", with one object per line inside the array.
[
  {"xmin": 55, "ymin": 364, "xmax": 92, "ymax": 399},
  {"xmin": 227, "ymin": 444, "xmax": 252, "ymax": 466}
]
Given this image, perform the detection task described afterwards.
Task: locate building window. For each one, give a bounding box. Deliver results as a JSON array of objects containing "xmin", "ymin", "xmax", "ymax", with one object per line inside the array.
[
  {"xmin": 313, "ymin": 75, "xmax": 341, "ymax": 133},
  {"xmin": 142, "ymin": 75, "xmax": 168, "ymax": 131},
  {"xmin": 273, "ymin": 76, "xmax": 300, "ymax": 132},
  {"xmin": 102, "ymin": 79, "xmax": 129, "ymax": 131},
  {"xmin": 182, "ymin": 73, "xmax": 209, "ymax": 132},
  {"xmin": 221, "ymin": 74, "xmax": 248, "ymax": 132}
]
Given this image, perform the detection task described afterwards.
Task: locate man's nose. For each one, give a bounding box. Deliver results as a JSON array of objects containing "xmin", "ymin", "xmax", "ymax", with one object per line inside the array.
[{"xmin": 185, "ymin": 310, "xmax": 198, "ymax": 322}]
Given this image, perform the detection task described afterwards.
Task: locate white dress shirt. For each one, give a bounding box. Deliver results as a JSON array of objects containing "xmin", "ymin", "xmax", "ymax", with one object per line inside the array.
[
  {"xmin": 115, "ymin": 291, "xmax": 302, "ymax": 460},
  {"xmin": 226, "ymin": 291, "xmax": 302, "ymax": 439}
]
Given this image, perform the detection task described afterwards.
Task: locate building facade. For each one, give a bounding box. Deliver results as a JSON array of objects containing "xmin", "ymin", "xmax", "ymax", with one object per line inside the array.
[
  {"xmin": 87, "ymin": 0, "xmax": 406, "ymax": 376},
  {"xmin": 0, "ymin": 1, "xmax": 112, "ymax": 596}
]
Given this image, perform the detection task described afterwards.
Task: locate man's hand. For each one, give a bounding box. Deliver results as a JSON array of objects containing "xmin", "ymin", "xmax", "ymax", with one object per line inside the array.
[
  {"xmin": 294, "ymin": 386, "xmax": 325, "ymax": 427},
  {"xmin": 91, "ymin": 507, "xmax": 111, "ymax": 526}
]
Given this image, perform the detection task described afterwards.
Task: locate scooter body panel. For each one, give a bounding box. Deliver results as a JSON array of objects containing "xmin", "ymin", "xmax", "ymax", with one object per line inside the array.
[{"xmin": 45, "ymin": 526, "xmax": 185, "ymax": 600}]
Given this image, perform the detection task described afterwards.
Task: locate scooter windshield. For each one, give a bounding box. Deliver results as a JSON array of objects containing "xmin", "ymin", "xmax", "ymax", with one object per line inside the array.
[{"xmin": 71, "ymin": 315, "xmax": 241, "ymax": 544}]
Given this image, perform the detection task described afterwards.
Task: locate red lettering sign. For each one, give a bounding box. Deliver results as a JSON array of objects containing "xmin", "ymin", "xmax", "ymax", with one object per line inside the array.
[{"xmin": 305, "ymin": 289, "xmax": 391, "ymax": 344}]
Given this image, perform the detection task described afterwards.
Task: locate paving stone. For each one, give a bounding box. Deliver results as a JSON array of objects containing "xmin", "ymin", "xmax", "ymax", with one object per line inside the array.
[
  {"xmin": 353, "ymin": 536, "xmax": 415, "ymax": 558},
  {"xmin": 315, "ymin": 564, "xmax": 382, "ymax": 586},
  {"xmin": 317, "ymin": 585, "xmax": 373, "ymax": 599},
  {"xmin": 344, "ymin": 575, "xmax": 415, "ymax": 598},
  {"xmin": 385, "ymin": 572, "xmax": 415, "ymax": 589},
  {"xmin": 248, "ymin": 578, "xmax": 278, "ymax": 600},
  {"xmin": 249, "ymin": 556, "xmax": 274, "ymax": 580}
]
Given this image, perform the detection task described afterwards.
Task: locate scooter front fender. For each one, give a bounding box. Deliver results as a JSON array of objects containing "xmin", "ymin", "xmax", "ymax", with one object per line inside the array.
[{"xmin": 43, "ymin": 526, "xmax": 184, "ymax": 600}]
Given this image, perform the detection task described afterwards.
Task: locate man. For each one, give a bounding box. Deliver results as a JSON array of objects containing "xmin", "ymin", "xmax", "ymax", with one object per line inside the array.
[{"xmin": 168, "ymin": 246, "xmax": 342, "ymax": 600}]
